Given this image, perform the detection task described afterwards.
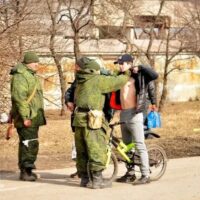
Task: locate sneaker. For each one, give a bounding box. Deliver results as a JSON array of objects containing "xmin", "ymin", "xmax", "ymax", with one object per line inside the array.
[
  {"xmin": 133, "ymin": 175, "xmax": 150, "ymax": 185},
  {"xmin": 116, "ymin": 173, "xmax": 136, "ymax": 183}
]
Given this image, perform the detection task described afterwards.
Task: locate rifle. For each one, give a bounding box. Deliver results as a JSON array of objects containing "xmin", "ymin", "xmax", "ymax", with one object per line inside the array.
[
  {"xmin": 6, "ymin": 123, "xmax": 14, "ymax": 140},
  {"xmin": 5, "ymin": 112, "xmax": 14, "ymax": 140}
]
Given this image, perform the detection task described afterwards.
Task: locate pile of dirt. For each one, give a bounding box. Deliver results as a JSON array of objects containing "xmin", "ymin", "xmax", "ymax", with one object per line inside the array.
[{"xmin": 0, "ymin": 101, "xmax": 200, "ymax": 171}]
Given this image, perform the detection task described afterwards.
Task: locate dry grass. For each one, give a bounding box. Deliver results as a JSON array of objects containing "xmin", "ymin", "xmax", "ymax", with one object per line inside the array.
[
  {"xmin": 159, "ymin": 102, "xmax": 200, "ymax": 137},
  {"xmin": 147, "ymin": 101, "xmax": 200, "ymax": 158},
  {"xmin": 0, "ymin": 101, "xmax": 200, "ymax": 171}
]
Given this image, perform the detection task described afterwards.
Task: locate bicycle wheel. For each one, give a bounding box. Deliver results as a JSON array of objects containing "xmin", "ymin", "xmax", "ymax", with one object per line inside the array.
[
  {"xmin": 147, "ymin": 144, "xmax": 167, "ymax": 181},
  {"xmin": 87, "ymin": 152, "xmax": 118, "ymax": 184}
]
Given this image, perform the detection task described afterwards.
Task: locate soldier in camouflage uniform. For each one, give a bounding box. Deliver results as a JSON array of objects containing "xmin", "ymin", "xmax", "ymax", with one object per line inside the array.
[
  {"xmin": 72, "ymin": 57, "xmax": 131, "ymax": 189},
  {"xmin": 65, "ymin": 64, "xmax": 115, "ymax": 178},
  {"xmin": 10, "ymin": 52, "xmax": 46, "ymax": 181}
]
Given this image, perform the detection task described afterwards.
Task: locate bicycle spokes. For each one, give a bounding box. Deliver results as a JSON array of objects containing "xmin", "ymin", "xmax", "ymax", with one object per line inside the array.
[{"xmin": 148, "ymin": 145, "xmax": 167, "ymax": 181}]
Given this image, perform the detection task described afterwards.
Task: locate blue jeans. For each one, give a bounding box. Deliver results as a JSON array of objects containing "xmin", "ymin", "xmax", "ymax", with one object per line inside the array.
[{"xmin": 120, "ymin": 108, "xmax": 149, "ymax": 176}]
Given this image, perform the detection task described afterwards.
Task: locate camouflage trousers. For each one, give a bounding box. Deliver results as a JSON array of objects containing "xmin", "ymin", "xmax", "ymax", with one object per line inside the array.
[
  {"xmin": 17, "ymin": 127, "xmax": 39, "ymax": 170},
  {"xmin": 74, "ymin": 126, "xmax": 108, "ymax": 175}
]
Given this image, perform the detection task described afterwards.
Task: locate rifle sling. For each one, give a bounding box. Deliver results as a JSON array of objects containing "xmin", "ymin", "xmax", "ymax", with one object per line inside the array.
[{"xmin": 27, "ymin": 85, "xmax": 37, "ymax": 104}]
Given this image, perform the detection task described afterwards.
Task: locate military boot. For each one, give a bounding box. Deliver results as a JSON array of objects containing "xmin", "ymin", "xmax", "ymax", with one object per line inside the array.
[
  {"xmin": 26, "ymin": 168, "xmax": 38, "ymax": 180},
  {"xmin": 80, "ymin": 173, "xmax": 90, "ymax": 187},
  {"xmin": 89, "ymin": 171, "xmax": 111, "ymax": 189},
  {"xmin": 19, "ymin": 169, "xmax": 36, "ymax": 181}
]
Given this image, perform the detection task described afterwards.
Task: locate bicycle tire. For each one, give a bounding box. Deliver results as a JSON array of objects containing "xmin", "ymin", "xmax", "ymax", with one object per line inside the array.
[
  {"xmin": 147, "ymin": 144, "xmax": 167, "ymax": 181},
  {"xmin": 87, "ymin": 152, "xmax": 118, "ymax": 184}
]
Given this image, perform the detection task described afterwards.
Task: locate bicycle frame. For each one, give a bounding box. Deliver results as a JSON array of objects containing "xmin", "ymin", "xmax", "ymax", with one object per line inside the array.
[
  {"xmin": 100, "ymin": 122, "xmax": 167, "ymax": 183},
  {"xmin": 108, "ymin": 122, "xmax": 136, "ymax": 164}
]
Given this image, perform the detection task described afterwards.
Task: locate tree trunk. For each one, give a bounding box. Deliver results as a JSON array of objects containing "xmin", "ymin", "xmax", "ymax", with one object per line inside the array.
[
  {"xmin": 148, "ymin": 56, "xmax": 160, "ymax": 108},
  {"xmin": 54, "ymin": 57, "xmax": 66, "ymax": 116},
  {"xmin": 158, "ymin": 75, "xmax": 168, "ymax": 112},
  {"xmin": 50, "ymin": 35, "xmax": 66, "ymax": 116},
  {"xmin": 74, "ymin": 32, "xmax": 81, "ymax": 61}
]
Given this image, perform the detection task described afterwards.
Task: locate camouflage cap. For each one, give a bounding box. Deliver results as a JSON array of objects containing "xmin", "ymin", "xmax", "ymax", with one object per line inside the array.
[{"xmin": 23, "ymin": 51, "xmax": 39, "ymax": 64}]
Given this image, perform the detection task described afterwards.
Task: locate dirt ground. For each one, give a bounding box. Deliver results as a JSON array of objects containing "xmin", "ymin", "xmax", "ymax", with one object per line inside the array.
[{"xmin": 0, "ymin": 101, "xmax": 200, "ymax": 172}]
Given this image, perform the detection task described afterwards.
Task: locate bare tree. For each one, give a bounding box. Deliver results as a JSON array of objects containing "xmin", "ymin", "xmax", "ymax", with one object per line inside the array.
[
  {"xmin": 158, "ymin": 0, "xmax": 200, "ymax": 111},
  {"xmin": 181, "ymin": 0, "xmax": 200, "ymax": 57},
  {"xmin": 0, "ymin": 0, "xmax": 31, "ymax": 115},
  {"xmin": 94, "ymin": 0, "xmax": 199, "ymax": 111},
  {"xmin": 94, "ymin": 0, "xmax": 166, "ymax": 108},
  {"xmin": 44, "ymin": 0, "xmax": 95, "ymax": 115},
  {"xmin": 61, "ymin": 0, "xmax": 94, "ymax": 61},
  {"xmin": 45, "ymin": 0, "xmax": 67, "ymax": 115}
]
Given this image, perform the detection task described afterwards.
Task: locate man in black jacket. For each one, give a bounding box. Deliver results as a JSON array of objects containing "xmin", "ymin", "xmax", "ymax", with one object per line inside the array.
[{"xmin": 114, "ymin": 54, "xmax": 158, "ymax": 185}]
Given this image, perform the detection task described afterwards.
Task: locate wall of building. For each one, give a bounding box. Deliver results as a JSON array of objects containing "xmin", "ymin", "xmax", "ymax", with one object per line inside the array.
[
  {"xmin": 2, "ymin": 0, "xmax": 198, "ymax": 110},
  {"xmin": 38, "ymin": 54, "xmax": 200, "ymax": 109},
  {"xmin": 155, "ymin": 55, "xmax": 200, "ymax": 101}
]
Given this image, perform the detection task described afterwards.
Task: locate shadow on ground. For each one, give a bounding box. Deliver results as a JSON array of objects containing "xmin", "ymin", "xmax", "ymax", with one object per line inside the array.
[{"xmin": 0, "ymin": 170, "xmax": 81, "ymax": 188}]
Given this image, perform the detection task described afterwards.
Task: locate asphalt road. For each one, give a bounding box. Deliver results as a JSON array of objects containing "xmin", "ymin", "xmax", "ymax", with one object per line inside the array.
[{"xmin": 0, "ymin": 157, "xmax": 200, "ymax": 200}]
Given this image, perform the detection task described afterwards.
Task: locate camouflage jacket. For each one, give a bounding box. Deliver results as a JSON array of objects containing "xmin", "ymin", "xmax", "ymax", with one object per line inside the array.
[
  {"xmin": 10, "ymin": 63, "xmax": 46, "ymax": 128},
  {"xmin": 65, "ymin": 68, "xmax": 115, "ymax": 122},
  {"xmin": 73, "ymin": 70, "xmax": 130, "ymax": 128}
]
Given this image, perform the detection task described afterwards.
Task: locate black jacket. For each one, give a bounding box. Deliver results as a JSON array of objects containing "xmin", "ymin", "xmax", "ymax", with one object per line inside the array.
[
  {"xmin": 132, "ymin": 65, "xmax": 158, "ymax": 113},
  {"xmin": 65, "ymin": 80, "xmax": 76, "ymax": 105},
  {"xmin": 146, "ymin": 81, "xmax": 156, "ymax": 105}
]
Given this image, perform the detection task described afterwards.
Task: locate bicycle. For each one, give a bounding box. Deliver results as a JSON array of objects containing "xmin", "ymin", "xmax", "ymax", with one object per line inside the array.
[{"xmin": 88, "ymin": 121, "xmax": 167, "ymax": 184}]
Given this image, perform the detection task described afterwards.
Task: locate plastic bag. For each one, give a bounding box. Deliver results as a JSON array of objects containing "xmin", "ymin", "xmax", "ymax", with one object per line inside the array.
[{"xmin": 147, "ymin": 111, "xmax": 161, "ymax": 128}]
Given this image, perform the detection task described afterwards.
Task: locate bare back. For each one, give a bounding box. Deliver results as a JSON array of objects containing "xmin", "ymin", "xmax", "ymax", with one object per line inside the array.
[{"xmin": 120, "ymin": 78, "xmax": 137, "ymax": 109}]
